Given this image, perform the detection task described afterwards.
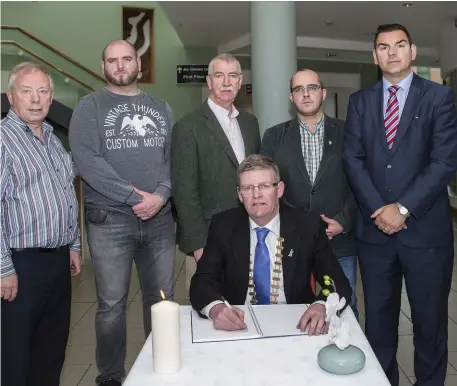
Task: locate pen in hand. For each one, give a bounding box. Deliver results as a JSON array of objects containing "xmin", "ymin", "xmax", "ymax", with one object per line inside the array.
[
  {"xmin": 223, "ymin": 298, "xmax": 233, "ymax": 310},
  {"xmin": 222, "ymin": 297, "xmax": 248, "ymax": 330}
]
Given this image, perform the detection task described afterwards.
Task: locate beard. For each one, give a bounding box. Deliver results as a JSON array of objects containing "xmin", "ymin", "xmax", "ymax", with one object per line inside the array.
[{"xmin": 105, "ymin": 68, "xmax": 139, "ymax": 87}]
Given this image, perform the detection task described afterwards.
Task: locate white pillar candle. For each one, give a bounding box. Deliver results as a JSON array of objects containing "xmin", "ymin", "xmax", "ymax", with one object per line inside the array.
[{"xmin": 151, "ymin": 292, "xmax": 181, "ymax": 374}]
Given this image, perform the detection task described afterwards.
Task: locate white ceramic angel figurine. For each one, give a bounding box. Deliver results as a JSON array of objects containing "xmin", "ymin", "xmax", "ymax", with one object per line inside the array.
[{"xmin": 323, "ymin": 276, "xmax": 351, "ymax": 350}]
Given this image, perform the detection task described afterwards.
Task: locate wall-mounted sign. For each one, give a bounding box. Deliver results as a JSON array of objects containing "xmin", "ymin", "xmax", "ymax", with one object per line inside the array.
[
  {"xmin": 177, "ymin": 65, "xmax": 208, "ymax": 84},
  {"xmin": 122, "ymin": 6, "xmax": 154, "ymax": 83},
  {"xmin": 245, "ymin": 84, "xmax": 252, "ymax": 95}
]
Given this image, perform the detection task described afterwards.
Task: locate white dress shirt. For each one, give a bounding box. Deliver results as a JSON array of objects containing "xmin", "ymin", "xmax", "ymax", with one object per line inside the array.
[
  {"xmin": 207, "ymin": 98, "xmax": 245, "ymax": 164},
  {"xmin": 202, "ymin": 213, "xmax": 324, "ymax": 318},
  {"xmin": 248, "ymin": 214, "xmax": 287, "ymax": 304}
]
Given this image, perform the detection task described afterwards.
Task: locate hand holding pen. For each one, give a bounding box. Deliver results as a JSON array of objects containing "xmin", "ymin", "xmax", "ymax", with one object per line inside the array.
[{"xmin": 208, "ymin": 297, "xmax": 248, "ymax": 331}]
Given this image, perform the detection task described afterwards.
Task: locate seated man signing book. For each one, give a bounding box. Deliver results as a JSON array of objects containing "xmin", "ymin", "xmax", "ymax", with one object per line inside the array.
[{"xmin": 190, "ymin": 155, "xmax": 352, "ymax": 335}]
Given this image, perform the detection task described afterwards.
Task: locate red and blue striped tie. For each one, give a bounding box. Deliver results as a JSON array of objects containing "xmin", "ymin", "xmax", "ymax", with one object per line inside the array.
[{"xmin": 385, "ymin": 85, "xmax": 400, "ymax": 150}]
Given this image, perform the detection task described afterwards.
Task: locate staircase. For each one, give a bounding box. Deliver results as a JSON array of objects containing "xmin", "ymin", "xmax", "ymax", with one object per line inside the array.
[{"xmin": 0, "ymin": 26, "xmax": 105, "ymax": 261}]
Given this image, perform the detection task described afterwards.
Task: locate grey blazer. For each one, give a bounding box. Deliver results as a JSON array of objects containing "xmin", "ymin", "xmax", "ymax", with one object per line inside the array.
[{"xmin": 171, "ymin": 99, "xmax": 261, "ymax": 254}]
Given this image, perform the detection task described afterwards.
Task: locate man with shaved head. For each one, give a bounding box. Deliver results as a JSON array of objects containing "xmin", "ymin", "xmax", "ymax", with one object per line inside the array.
[
  {"xmin": 261, "ymin": 69, "xmax": 358, "ymax": 318},
  {"xmin": 69, "ymin": 40, "xmax": 176, "ymax": 386}
]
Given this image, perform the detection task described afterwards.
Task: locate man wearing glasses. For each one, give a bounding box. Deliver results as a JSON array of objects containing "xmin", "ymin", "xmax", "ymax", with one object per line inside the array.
[
  {"xmin": 172, "ymin": 54, "xmax": 260, "ymax": 277},
  {"xmin": 189, "ymin": 154, "xmax": 352, "ymax": 332},
  {"xmin": 261, "ymin": 69, "xmax": 359, "ymax": 319}
]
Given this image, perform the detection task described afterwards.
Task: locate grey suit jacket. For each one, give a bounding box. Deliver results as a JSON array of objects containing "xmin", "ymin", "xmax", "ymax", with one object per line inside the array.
[
  {"xmin": 171, "ymin": 99, "xmax": 261, "ymax": 254},
  {"xmin": 261, "ymin": 115, "xmax": 357, "ymax": 257}
]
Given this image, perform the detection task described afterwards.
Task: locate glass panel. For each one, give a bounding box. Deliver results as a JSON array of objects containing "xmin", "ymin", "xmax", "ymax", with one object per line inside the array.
[
  {"xmin": 416, "ymin": 67, "xmax": 430, "ymax": 80},
  {"xmin": 1, "ymin": 27, "xmax": 104, "ymax": 90},
  {"xmin": 1, "ymin": 42, "xmax": 92, "ymax": 109}
]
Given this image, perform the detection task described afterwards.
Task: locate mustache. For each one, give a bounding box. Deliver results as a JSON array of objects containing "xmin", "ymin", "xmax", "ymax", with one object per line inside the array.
[{"xmin": 220, "ymin": 87, "xmax": 233, "ymax": 92}]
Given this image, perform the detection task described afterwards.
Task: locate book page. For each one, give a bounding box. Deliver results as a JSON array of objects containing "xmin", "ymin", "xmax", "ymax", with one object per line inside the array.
[
  {"xmin": 251, "ymin": 304, "xmax": 309, "ymax": 337},
  {"xmin": 191, "ymin": 305, "xmax": 261, "ymax": 343}
]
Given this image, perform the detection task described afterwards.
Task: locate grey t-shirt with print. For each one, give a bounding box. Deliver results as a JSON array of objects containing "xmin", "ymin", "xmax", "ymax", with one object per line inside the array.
[{"xmin": 69, "ymin": 88, "xmax": 174, "ymax": 215}]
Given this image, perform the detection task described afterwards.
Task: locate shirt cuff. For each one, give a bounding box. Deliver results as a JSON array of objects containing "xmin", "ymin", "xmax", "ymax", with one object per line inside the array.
[
  {"xmin": 1, "ymin": 254, "xmax": 15, "ymax": 278},
  {"xmin": 70, "ymin": 245, "xmax": 81, "ymax": 252},
  {"xmin": 202, "ymin": 300, "xmax": 224, "ymax": 319},
  {"xmin": 312, "ymin": 300, "xmax": 326, "ymax": 307},
  {"xmin": 70, "ymin": 229, "xmax": 81, "ymax": 252}
]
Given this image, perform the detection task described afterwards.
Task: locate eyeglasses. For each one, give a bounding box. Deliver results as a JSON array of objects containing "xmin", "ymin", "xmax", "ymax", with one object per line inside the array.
[
  {"xmin": 291, "ymin": 84, "xmax": 322, "ymax": 95},
  {"xmin": 238, "ymin": 182, "xmax": 278, "ymax": 196}
]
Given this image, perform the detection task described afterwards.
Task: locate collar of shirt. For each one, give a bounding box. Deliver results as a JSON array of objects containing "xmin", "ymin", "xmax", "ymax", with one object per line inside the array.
[
  {"xmin": 298, "ymin": 113, "xmax": 325, "ymax": 135},
  {"xmin": 207, "ymin": 97, "xmax": 240, "ymax": 120},
  {"xmin": 6, "ymin": 109, "xmax": 54, "ymax": 135},
  {"xmin": 382, "ymin": 71, "xmax": 414, "ymax": 93},
  {"xmin": 249, "ymin": 212, "xmax": 280, "ymax": 237}
]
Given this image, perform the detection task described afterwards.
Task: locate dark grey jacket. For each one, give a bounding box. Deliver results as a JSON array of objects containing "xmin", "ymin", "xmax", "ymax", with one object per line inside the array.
[
  {"xmin": 261, "ymin": 115, "xmax": 357, "ymax": 257},
  {"xmin": 171, "ymin": 100, "xmax": 261, "ymax": 254}
]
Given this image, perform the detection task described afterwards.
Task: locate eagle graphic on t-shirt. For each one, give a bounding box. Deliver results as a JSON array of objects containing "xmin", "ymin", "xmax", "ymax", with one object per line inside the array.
[{"xmin": 120, "ymin": 114, "xmax": 158, "ymax": 137}]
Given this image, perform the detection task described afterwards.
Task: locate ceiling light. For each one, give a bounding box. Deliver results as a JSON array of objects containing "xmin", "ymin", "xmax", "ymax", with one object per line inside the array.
[
  {"xmin": 326, "ymin": 52, "xmax": 337, "ymax": 57},
  {"xmin": 402, "ymin": 3, "xmax": 414, "ymax": 7}
]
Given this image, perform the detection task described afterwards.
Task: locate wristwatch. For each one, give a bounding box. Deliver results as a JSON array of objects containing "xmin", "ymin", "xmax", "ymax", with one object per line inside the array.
[{"xmin": 396, "ymin": 202, "xmax": 410, "ymax": 218}]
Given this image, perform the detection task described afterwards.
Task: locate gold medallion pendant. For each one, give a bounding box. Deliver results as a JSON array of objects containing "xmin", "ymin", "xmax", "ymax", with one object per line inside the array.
[{"xmin": 249, "ymin": 236, "xmax": 284, "ymax": 305}]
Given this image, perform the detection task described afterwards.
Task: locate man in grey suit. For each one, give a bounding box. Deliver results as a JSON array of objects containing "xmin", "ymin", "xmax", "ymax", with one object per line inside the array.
[
  {"xmin": 261, "ymin": 69, "xmax": 359, "ymax": 318},
  {"xmin": 172, "ymin": 53, "xmax": 261, "ymax": 265}
]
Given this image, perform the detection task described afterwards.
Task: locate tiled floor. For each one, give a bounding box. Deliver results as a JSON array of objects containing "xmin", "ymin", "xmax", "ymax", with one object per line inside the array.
[{"xmin": 62, "ymin": 241, "xmax": 457, "ymax": 386}]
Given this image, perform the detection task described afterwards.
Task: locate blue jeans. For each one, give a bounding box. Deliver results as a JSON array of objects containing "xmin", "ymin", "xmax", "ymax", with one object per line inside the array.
[
  {"xmin": 85, "ymin": 208, "xmax": 176, "ymax": 384},
  {"xmin": 337, "ymin": 255, "xmax": 359, "ymax": 320}
]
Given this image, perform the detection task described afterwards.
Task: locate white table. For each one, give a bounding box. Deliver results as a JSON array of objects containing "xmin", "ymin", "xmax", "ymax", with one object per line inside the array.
[{"xmin": 124, "ymin": 306, "xmax": 390, "ymax": 386}]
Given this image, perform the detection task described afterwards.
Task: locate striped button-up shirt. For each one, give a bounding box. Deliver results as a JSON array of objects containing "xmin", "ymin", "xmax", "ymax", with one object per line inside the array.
[
  {"xmin": 299, "ymin": 114, "xmax": 325, "ymax": 184},
  {"xmin": 1, "ymin": 110, "xmax": 80, "ymax": 277}
]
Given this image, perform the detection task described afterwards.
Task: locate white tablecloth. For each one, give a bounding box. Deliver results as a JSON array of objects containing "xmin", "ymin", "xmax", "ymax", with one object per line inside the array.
[{"xmin": 124, "ymin": 306, "xmax": 390, "ymax": 386}]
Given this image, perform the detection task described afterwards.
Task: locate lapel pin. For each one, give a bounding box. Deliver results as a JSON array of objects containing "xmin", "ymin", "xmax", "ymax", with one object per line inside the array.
[
  {"xmin": 288, "ymin": 249, "xmax": 294, "ymax": 257},
  {"xmin": 415, "ymin": 116, "xmax": 419, "ymax": 119},
  {"xmin": 328, "ymin": 141, "xmax": 332, "ymax": 145}
]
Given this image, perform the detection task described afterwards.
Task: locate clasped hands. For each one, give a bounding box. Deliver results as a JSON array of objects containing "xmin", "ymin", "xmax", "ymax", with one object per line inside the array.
[
  {"xmin": 132, "ymin": 188, "xmax": 165, "ymax": 221},
  {"xmin": 209, "ymin": 303, "xmax": 328, "ymax": 336},
  {"xmin": 371, "ymin": 203, "xmax": 407, "ymax": 235}
]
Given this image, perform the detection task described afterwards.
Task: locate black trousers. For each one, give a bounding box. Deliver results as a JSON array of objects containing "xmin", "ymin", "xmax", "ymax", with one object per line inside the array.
[
  {"xmin": 358, "ymin": 238, "xmax": 453, "ymax": 386},
  {"xmin": 1, "ymin": 248, "xmax": 71, "ymax": 386}
]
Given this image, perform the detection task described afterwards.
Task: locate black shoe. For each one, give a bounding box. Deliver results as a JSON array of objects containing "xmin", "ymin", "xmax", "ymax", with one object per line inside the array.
[{"xmin": 100, "ymin": 380, "xmax": 121, "ymax": 386}]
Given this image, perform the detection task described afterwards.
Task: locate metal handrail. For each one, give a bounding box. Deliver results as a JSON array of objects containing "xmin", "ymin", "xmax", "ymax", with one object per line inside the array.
[
  {"xmin": 1, "ymin": 40, "xmax": 94, "ymax": 91},
  {"xmin": 1, "ymin": 25, "xmax": 105, "ymax": 82}
]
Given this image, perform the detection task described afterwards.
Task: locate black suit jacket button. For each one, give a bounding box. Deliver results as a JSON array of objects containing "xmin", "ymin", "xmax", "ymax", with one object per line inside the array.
[{"xmin": 311, "ymin": 189, "xmax": 316, "ymax": 194}]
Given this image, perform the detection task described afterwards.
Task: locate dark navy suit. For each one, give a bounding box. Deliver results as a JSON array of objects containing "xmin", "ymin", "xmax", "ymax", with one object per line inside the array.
[{"xmin": 342, "ymin": 73, "xmax": 457, "ymax": 386}]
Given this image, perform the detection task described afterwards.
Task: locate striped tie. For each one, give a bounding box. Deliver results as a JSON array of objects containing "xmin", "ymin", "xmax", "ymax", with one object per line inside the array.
[{"xmin": 385, "ymin": 85, "xmax": 400, "ymax": 150}]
